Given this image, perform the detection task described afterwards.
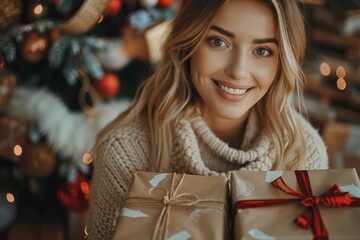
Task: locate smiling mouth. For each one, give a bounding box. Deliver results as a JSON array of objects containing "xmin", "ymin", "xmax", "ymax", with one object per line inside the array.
[{"xmin": 213, "ymin": 80, "xmax": 251, "ymax": 96}]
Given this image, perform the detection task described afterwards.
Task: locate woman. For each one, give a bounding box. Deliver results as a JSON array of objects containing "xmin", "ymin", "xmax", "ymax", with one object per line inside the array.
[{"xmin": 87, "ymin": 0, "xmax": 328, "ymax": 238}]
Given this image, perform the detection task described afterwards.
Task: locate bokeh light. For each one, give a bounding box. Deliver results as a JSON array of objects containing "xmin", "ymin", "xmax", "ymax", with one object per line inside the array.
[
  {"xmin": 6, "ymin": 193, "xmax": 15, "ymax": 203},
  {"xmin": 336, "ymin": 66, "xmax": 346, "ymax": 78},
  {"xmin": 13, "ymin": 145, "xmax": 22, "ymax": 156},
  {"xmin": 80, "ymin": 181, "xmax": 90, "ymax": 194},
  {"xmin": 82, "ymin": 153, "xmax": 93, "ymax": 164},
  {"xmin": 320, "ymin": 63, "xmax": 331, "ymax": 76},
  {"xmin": 336, "ymin": 78, "xmax": 346, "ymax": 90},
  {"xmin": 34, "ymin": 4, "xmax": 43, "ymax": 15}
]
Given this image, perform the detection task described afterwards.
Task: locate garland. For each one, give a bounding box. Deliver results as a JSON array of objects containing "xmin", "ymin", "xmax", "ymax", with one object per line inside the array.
[{"xmin": 6, "ymin": 87, "xmax": 130, "ymax": 172}]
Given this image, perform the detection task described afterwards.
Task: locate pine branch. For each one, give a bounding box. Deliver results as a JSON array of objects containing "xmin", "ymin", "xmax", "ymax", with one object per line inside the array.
[{"xmin": 0, "ymin": 34, "xmax": 16, "ymax": 62}]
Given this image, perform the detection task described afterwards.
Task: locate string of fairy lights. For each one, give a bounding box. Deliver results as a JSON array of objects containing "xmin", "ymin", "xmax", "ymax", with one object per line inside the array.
[{"xmin": 320, "ymin": 63, "xmax": 347, "ymax": 90}]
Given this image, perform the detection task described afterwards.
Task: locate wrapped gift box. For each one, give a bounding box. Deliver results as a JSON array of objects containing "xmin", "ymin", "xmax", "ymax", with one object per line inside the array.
[
  {"xmin": 113, "ymin": 172, "xmax": 229, "ymax": 240},
  {"xmin": 230, "ymin": 169, "xmax": 360, "ymax": 239}
]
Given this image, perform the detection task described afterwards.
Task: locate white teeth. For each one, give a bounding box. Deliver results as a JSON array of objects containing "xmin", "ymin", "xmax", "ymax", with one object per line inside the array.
[{"xmin": 218, "ymin": 82, "xmax": 247, "ymax": 95}]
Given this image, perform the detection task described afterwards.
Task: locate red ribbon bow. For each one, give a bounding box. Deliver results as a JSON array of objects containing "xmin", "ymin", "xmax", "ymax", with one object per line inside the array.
[{"xmin": 234, "ymin": 170, "xmax": 360, "ymax": 240}]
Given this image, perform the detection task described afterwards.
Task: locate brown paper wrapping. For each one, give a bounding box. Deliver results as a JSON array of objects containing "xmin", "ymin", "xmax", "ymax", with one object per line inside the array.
[
  {"xmin": 113, "ymin": 172, "xmax": 229, "ymax": 240},
  {"xmin": 230, "ymin": 169, "xmax": 360, "ymax": 239}
]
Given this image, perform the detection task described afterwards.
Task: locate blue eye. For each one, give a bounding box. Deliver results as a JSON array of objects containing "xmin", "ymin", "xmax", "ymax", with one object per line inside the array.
[
  {"xmin": 208, "ymin": 37, "xmax": 228, "ymax": 48},
  {"xmin": 255, "ymin": 48, "xmax": 272, "ymax": 56}
]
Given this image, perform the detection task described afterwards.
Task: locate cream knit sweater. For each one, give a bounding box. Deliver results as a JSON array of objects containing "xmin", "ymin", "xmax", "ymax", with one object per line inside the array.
[{"xmin": 86, "ymin": 110, "xmax": 328, "ymax": 239}]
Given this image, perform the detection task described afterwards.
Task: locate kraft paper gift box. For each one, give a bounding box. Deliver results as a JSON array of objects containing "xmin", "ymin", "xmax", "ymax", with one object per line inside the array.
[
  {"xmin": 113, "ymin": 172, "xmax": 229, "ymax": 240},
  {"xmin": 230, "ymin": 169, "xmax": 360, "ymax": 239}
]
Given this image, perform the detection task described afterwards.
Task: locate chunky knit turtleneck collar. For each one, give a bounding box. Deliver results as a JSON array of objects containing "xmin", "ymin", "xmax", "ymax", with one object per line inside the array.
[{"xmin": 171, "ymin": 109, "xmax": 276, "ymax": 176}]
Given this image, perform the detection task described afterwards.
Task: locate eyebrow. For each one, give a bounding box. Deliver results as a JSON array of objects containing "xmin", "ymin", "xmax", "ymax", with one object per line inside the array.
[
  {"xmin": 253, "ymin": 38, "xmax": 279, "ymax": 46},
  {"xmin": 210, "ymin": 25, "xmax": 235, "ymax": 38},
  {"xmin": 210, "ymin": 25, "xmax": 279, "ymax": 46}
]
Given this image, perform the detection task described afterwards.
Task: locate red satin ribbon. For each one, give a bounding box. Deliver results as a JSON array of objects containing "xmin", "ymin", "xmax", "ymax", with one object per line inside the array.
[{"xmin": 234, "ymin": 170, "xmax": 360, "ymax": 240}]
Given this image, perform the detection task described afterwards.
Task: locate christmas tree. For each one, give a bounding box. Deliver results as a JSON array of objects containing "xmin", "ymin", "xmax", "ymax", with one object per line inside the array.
[{"xmin": 0, "ymin": 0, "xmax": 176, "ymax": 239}]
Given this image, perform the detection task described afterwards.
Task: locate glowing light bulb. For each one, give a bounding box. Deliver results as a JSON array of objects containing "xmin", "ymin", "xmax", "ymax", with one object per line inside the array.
[
  {"xmin": 14, "ymin": 145, "xmax": 22, "ymax": 156},
  {"xmin": 34, "ymin": 4, "xmax": 43, "ymax": 15},
  {"xmin": 6, "ymin": 193, "xmax": 15, "ymax": 203},
  {"xmin": 336, "ymin": 78, "xmax": 346, "ymax": 90},
  {"xmin": 320, "ymin": 63, "xmax": 331, "ymax": 76},
  {"xmin": 82, "ymin": 153, "xmax": 93, "ymax": 164}
]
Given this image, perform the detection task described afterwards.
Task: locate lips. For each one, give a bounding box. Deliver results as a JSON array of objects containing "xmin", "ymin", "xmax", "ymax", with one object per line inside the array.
[{"xmin": 212, "ymin": 80, "xmax": 252, "ymax": 96}]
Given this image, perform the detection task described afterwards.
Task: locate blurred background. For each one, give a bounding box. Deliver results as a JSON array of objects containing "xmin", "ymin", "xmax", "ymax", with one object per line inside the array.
[{"xmin": 0, "ymin": 0, "xmax": 359, "ymax": 239}]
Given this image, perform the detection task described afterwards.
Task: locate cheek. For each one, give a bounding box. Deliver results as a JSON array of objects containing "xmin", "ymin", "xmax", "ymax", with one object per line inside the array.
[
  {"xmin": 257, "ymin": 59, "xmax": 279, "ymax": 88},
  {"xmin": 190, "ymin": 46, "xmax": 217, "ymax": 80}
]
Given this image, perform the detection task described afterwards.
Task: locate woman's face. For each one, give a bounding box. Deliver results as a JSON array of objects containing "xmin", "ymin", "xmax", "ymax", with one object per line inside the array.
[{"xmin": 190, "ymin": 0, "xmax": 279, "ymax": 124}]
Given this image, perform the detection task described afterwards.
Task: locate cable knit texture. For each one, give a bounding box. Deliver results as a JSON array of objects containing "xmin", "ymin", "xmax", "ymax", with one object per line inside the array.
[{"xmin": 86, "ymin": 110, "xmax": 328, "ymax": 239}]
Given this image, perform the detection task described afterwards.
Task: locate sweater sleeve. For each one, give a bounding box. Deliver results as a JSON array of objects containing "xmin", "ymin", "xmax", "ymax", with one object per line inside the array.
[
  {"xmin": 86, "ymin": 126, "xmax": 150, "ymax": 239},
  {"xmin": 298, "ymin": 114, "xmax": 329, "ymax": 170}
]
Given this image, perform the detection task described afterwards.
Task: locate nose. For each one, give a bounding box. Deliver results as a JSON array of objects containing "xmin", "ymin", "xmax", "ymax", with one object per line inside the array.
[{"xmin": 225, "ymin": 51, "xmax": 249, "ymax": 80}]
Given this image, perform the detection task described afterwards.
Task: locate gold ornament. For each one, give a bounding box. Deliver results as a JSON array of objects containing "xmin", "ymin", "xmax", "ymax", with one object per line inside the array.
[
  {"xmin": 0, "ymin": 0, "xmax": 23, "ymax": 30},
  {"xmin": 19, "ymin": 31, "xmax": 49, "ymax": 63},
  {"xmin": 20, "ymin": 141, "xmax": 56, "ymax": 179},
  {"xmin": 58, "ymin": 0, "xmax": 110, "ymax": 35}
]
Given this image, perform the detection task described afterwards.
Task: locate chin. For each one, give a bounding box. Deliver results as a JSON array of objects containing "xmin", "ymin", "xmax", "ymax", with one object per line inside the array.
[{"xmin": 217, "ymin": 109, "xmax": 249, "ymax": 121}]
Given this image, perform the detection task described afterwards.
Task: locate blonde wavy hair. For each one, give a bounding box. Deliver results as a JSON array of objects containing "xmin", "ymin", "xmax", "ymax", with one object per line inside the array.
[{"xmin": 95, "ymin": 0, "xmax": 308, "ymax": 172}]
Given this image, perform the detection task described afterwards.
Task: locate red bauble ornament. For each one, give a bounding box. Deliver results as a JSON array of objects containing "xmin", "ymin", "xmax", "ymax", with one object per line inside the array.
[
  {"xmin": 157, "ymin": 0, "xmax": 173, "ymax": 8},
  {"xmin": 93, "ymin": 73, "xmax": 120, "ymax": 100},
  {"xmin": 106, "ymin": 0, "xmax": 122, "ymax": 16},
  {"xmin": 57, "ymin": 175, "xmax": 91, "ymax": 211}
]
